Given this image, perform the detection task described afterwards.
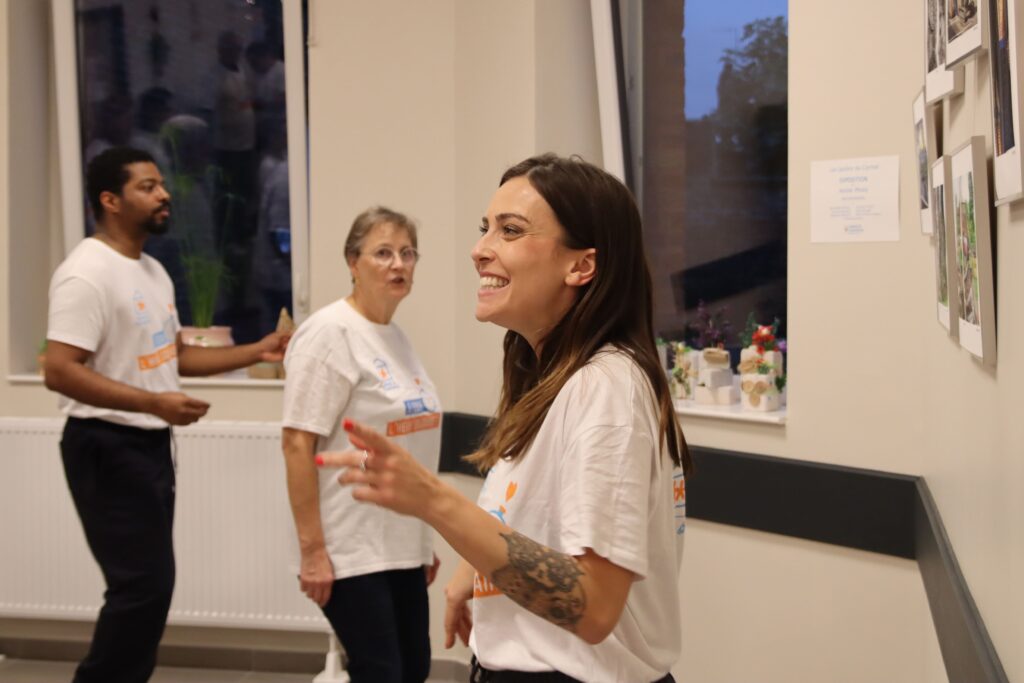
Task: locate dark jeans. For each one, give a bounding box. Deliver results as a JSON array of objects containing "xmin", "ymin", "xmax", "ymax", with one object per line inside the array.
[
  {"xmin": 60, "ymin": 417, "xmax": 175, "ymax": 683},
  {"xmin": 320, "ymin": 566, "xmax": 431, "ymax": 683},
  {"xmin": 470, "ymin": 657, "xmax": 676, "ymax": 683}
]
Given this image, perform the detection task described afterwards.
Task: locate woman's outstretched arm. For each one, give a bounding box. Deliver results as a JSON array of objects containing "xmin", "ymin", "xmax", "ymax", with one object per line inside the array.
[{"xmin": 317, "ymin": 419, "xmax": 633, "ymax": 644}]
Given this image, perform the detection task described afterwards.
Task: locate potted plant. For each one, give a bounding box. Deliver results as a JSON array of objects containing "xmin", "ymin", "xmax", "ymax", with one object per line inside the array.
[{"xmin": 161, "ymin": 119, "xmax": 234, "ymax": 348}]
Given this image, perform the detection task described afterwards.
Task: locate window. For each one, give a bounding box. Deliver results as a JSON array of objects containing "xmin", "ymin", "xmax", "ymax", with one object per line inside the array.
[
  {"xmin": 619, "ymin": 0, "xmax": 788, "ymax": 349},
  {"xmin": 54, "ymin": 0, "xmax": 308, "ymax": 347}
]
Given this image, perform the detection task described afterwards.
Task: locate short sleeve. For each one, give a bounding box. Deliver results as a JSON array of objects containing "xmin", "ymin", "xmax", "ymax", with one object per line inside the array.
[
  {"xmin": 47, "ymin": 276, "xmax": 106, "ymax": 352},
  {"xmin": 282, "ymin": 326, "xmax": 358, "ymax": 437}
]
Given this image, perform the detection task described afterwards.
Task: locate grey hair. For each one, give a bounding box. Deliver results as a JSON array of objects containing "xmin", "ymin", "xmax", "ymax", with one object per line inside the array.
[{"xmin": 344, "ymin": 206, "xmax": 419, "ymax": 262}]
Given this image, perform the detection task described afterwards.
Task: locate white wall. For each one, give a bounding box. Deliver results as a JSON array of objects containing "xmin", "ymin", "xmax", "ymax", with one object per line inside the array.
[{"xmin": 8, "ymin": 0, "xmax": 1021, "ymax": 680}]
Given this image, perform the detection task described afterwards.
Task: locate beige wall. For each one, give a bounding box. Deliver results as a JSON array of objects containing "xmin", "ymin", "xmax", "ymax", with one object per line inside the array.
[{"xmin": 7, "ymin": 0, "xmax": 1021, "ymax": 680}]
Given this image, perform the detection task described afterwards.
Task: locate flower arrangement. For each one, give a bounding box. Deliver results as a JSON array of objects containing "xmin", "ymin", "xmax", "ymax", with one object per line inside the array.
[
  {"xmin": 687, "ymin": 300, "xmax": 733, "ymax": 349},
  {"xmin": 741, "ymin": 313, "xmax": 785, "ymax": 353}
]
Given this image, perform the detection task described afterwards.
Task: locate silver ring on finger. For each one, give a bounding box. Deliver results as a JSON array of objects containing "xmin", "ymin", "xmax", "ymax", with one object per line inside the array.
[{"xmin": 360, "ymin": 449, "xmax": 369, "ymax": 472}]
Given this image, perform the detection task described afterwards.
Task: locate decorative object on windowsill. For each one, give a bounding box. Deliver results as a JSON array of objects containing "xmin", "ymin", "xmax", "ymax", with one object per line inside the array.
[
  {"xmin": 740, "ymin": 366, "xmax": 782, "ymax": 411},
  {"xmin": 669, "ymin": 342, "xmax": 699, "ymax": 400},
  {"xmin": 686, "ymin": 300, "xmax": 733, "ymax": 351},
  {"xmin": 162, "ymin": 115, "xmax": 234, "ymax": 350},
  {"xmin": 180, "ymin": 324, "xmax": 234, "ymax": 349},
  {"xmin": 738, "ymin": 316, "xmax": 786, "ymax": 411},
  {"xmin": 694, "ymin": 346, "xmax": 738, "ymax": 405},
  {"xmin": 248, "ymin": 308, "xmax": 295, "ymax": 380},
  {"xmin": 656, "ymin": 337, "xmax": 669, "ymax": 371}
]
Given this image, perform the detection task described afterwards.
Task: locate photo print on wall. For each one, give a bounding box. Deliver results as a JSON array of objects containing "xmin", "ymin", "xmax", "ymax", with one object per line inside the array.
[
  {"xmin": 931, "ymin": 155, "xmax": 959, "ymax": 338},
  {"xmin": 946, "ymin": 0, "xmax": 988, "ymax": 66},
  {"xmin": 989, "ymin": 0, "xmax": 1024, "ymax": 204},
  {"xmin": 914, "ymin": 90, "xmax": 939, "ymax": 234},
  {"xmin": 926, "ymin": 0, "xmax": 965, "ymax": 101},
  {"xmin": 950, "ymin": 137, "xmax": 996, "ymax": 364}
]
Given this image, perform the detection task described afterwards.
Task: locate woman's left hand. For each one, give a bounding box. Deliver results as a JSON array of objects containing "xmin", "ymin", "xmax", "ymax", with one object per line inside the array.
[
  {"xmin": 315, "ymin": 418, "xmax": 441, "ymax": 519},
  {"xmin": 425, "ymin": 553, "xmax": 441, "ymax": 586}
]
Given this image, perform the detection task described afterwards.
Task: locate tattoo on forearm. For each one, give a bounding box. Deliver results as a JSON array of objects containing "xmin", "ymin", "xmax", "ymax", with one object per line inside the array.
[{"xmin": 490, "ymin": 530, "xmax": 586, "ymax": 631}]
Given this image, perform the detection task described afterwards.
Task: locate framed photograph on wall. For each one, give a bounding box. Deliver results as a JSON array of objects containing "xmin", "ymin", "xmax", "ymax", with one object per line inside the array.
[
  {"xmin": 926, "ymin": 0, "xmax": 965, "ymax": 102},
  {"xmin": 949, "ymin": 137, "xmax": 996, "ymax": 364},
  {"xmin": 914, "ymin": 90, "xmax": 939, "ymax": 234},
  {"xmin": 930, "ymin": 155, "xmax": 959, "ymax": 337},
  {"xmin": 989, "ymin": 0, "xmax": 1024, "ymax": 204},
  {"xmin": 946, "ymin": 0, "xmax": 988, "ymax": 66}
]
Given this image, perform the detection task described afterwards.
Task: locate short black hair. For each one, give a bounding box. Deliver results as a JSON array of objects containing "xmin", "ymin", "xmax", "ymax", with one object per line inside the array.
[{"xmin": 85, "ymin": 146, "xmax": 155, "ymax": 218}]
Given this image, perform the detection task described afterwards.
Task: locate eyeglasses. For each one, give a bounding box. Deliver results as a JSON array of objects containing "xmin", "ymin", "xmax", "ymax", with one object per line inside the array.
[{"xmin": 365, "ymin": 246, "xmax": 420, "ymax": 266}]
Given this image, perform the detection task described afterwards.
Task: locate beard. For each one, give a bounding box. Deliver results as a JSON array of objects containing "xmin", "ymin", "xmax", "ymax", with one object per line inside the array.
[{"xmin": 143, "ymin": 205, "xmax": 171, "ymax": 235}]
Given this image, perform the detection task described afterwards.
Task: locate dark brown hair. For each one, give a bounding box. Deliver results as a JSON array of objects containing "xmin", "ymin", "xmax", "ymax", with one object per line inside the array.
[{"xmin": 468, "ymin": 154, "xmax": 691, "ymax": 475}]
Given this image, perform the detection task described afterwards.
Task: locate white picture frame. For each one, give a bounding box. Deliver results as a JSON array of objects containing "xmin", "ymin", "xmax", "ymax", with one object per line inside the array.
[
  {"xmin": 930, "ymin": 155, "xmax": 958, "ymax": 338},
  {"xmin": 988, "ymin": 0, "xmax": 1024, "ymax": 204},
  {"xmin": 913, "ymin": 90, "xmax": 939, "ymax": 234},
  {"xmin": 949, "ymin": 137, "xmax": 996, "ymax": 364},
  {"xmin": 926, "ymin": 0, "xmax": 965, "ymax": 102},
  {"xmin": 945, "ymin": 0, "xmax": 988, "ymax": 67}
]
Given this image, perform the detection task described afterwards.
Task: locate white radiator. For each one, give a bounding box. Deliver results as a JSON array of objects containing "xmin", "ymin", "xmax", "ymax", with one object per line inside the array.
[{"xmin": 0, "ymin": 417, "xmax": 326, "ymax": 631}]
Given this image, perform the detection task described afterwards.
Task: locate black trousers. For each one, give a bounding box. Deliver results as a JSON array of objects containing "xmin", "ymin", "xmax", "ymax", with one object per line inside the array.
[
  {"xmin": 60, "ymin": 417, "xmax": 175, "ymax": 683},
  {"xmin": 470, "ymin": 656, "xmax": 677, "ymax": 683},
  {"xmin": 320, "ymin": 566, "xmax": 432, "ymax": 683}
]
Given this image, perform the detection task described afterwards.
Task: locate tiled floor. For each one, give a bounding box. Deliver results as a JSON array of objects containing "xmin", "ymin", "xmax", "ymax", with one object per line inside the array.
[{"xmin": 0, "ymin": 658, "xmax": 462, "ymax": 682}]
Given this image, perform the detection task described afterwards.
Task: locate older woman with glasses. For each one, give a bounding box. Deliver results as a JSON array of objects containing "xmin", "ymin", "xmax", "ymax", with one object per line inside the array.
[{"xmin": 280, "ymin": 206, "xmax": 442, "ymax": 683}]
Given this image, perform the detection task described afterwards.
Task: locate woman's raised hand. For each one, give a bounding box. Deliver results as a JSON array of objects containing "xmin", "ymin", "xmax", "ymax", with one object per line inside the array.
[{"xmin": 315, "ymin": 418, "xmax": 441, "ymax": 519}]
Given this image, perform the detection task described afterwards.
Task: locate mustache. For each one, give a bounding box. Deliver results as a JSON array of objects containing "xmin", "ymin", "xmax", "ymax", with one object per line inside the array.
[{"xmin": 154, "ymin": 202, "xmax": 171, "ymax": 214}]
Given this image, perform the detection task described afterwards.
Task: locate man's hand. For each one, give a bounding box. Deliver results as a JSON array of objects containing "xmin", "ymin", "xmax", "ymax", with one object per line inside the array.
[
  {"xmin": 149, "ymin": 392, "xmax": 210, "ymax": 426},
  {"xmin": 256, "ymin": 331, "xmax": 291, "ymax": 363},
  {"xmin": 299, "ymin": 546, "xmax": 335, "ymax": 607}
]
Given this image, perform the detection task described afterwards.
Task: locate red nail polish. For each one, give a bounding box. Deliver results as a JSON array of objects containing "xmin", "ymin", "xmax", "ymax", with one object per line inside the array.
[
  {"xmin": 343, "ymin": 418, "xmax": 354, "ymax": 431},
  {"xmin": 314, "ymin": 455, "xmax": 324, "ymax": 466}
]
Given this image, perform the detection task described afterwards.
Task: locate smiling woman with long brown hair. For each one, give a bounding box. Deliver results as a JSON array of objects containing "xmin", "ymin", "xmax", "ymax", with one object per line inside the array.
[{"xmin": 318, "ymin": 156, "xmax": 689, "ymax": 683}]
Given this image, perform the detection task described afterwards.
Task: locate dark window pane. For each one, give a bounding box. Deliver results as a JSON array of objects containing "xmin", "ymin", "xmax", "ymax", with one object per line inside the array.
[
  {"xmin": 75, "ymin": 0, "xmax": 292, "ymax": 344},
  {"xmin": 627, "ymin": 1, "xmax": 788, "ymax": 347}
]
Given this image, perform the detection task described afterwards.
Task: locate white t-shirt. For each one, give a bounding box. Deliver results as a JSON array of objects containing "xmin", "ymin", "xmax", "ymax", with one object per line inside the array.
[
  {"xmin": 47, "ymin": 238, "xmax": 182, "ymax": 430},
  {"xmin": 282, "ymin": 298, "xmax": 442, "ymax": 579},
  {"xmin": 471, "ymin": 348, "xmax": 685, "ymax": 683}
]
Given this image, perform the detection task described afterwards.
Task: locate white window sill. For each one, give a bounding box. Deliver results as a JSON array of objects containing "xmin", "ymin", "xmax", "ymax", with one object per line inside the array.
[
  {"xmin": 8, "ymin": 373, "xmax": 284, "ymax": 389},
  {"xmin": 674, "ymin": 398, "xmax": 786, "ymax": 425}
]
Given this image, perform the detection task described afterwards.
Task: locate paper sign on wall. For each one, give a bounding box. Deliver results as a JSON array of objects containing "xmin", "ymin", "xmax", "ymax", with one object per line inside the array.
[{"xmin": 810, "ymin": 156, "xmax": 901, "ymax": 243}]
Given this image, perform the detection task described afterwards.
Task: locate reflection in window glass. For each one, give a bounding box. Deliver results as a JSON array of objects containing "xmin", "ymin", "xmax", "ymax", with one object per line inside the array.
[
  {"xmin": 624, "ymin": 1, "xmax": 787, "ymax": 349},
  {"xmin": 75, "ymin": 0, "xmax": 292, "ymax": 344}
]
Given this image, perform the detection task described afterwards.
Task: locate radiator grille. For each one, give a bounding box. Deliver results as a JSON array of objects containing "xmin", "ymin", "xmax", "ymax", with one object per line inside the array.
[{"xmin": 0, "ymin": 417, "xmax": 325, "ymax": 630}]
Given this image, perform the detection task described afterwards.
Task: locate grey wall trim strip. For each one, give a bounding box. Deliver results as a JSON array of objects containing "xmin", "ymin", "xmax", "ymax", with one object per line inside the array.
[
  {"xmin": 915, "ymin": 480, "xmax": 1009, "ymax": 683},
  {"xmin": 686, "ymin": 446, "xmax": 918, "ymax": 558}
]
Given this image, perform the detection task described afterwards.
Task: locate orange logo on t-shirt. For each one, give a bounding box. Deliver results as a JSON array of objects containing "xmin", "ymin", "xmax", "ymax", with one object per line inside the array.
[
  {"xmin": 385, "ymin": 413, "xmax": 441, "ymax": 436},
  {"xmin": 473, "ymin": 572, "xmax": 503, "ymax": 598},
  {"xmin": 673, "ymin": 478, "xmax": 686, "ymax": 504},
  {"xmin": 137, "ymin": 344, "xmax": 177, "ymax": 370}
]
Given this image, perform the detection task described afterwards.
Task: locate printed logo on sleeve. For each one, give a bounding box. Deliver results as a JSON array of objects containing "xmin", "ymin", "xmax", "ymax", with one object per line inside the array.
[{"xmin": 673, "ymin": 471, "xmax": 686, "ymax": 535}]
